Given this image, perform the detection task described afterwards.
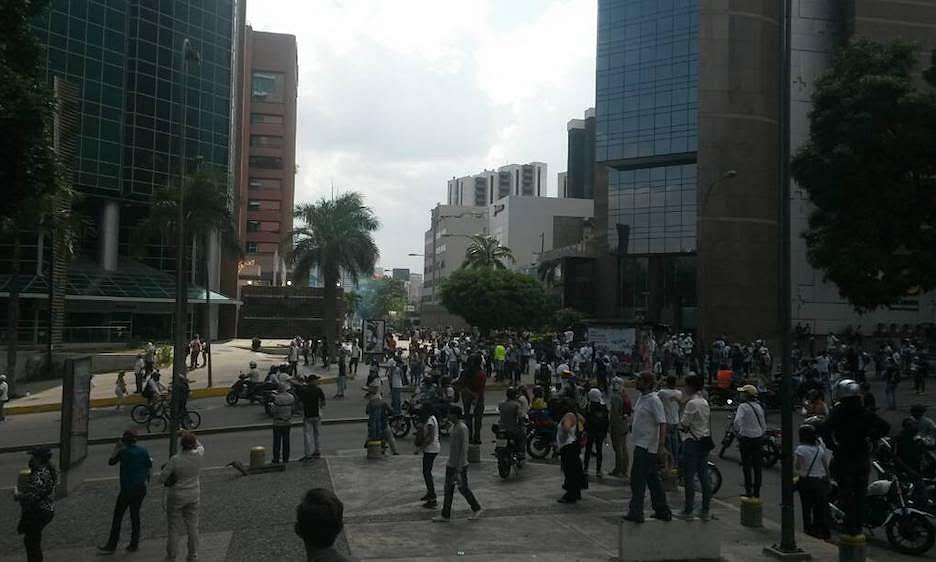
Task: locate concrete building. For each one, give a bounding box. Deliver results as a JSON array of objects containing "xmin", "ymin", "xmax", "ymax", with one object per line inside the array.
[
  {"xmin": 447, "ymin": 162, "xmax": 548, "ymax": 207},
  {"xmin": 565, "ymin": 108, "xmax": 596, "ymax": 199},
  {"xmin": 421, "ymin": 205, "xmax": 489, "ymax": 305},
  {"xmin": 407, "ymin": 273, "xmax": 423, "ymax": 306},
  {"xmin": 488, "ymin": 197, "xmax": 594, "ymax": 274},
  {"xmin": 558, "ymin": 172, "xmax": 569, "ymax": 198},
  {"xmin": 391, "ymin": 268, "xmax": 410, "ymax": 282},
  {"xmin": 0, "ymin": 0, "xmax": 245, "ymax": 346},
  {"xmin": 235, "ymin": 28, "xmax": 298, "ymax": 287},
  {"xmin": 562, "ymin": 0, "xmax": 936, "ymax": 345}
]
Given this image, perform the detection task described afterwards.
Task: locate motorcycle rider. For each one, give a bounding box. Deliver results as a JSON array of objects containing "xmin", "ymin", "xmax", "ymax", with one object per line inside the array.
[
  {"xmin": 247, "ymin": 361, "xmax": 261, "ymax": 383},
  {"xmin": 497, "ymin": 388, "xmax": 525, "ymax": 459},
  {"xmin": 824, "ymin": 378, "xmax": 890, "ymax": 537}
]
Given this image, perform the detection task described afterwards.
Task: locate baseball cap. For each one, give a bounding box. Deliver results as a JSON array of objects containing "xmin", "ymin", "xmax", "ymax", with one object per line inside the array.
[{"xmin": 737, "ymin": 384, "xmax": 758, "ymax": 396}]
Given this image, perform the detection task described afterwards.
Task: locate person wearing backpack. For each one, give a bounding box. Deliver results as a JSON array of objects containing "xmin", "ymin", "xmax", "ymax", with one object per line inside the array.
[
  {"xmin": 733, "ymin": 385, "xmax": 766, "ymax": 498},
  {"xmin": 417, "ymin": 404, "xmax": 441, "ymax": 509},
  {"xmin": 583, "ymin": 388, "xmax": 610, "ymax": 479}
]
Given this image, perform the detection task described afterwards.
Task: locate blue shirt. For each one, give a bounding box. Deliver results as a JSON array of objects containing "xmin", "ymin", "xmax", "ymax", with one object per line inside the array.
[{"xmin": 113, "ymin": 444, "xmax": 152, "ymax": 492}]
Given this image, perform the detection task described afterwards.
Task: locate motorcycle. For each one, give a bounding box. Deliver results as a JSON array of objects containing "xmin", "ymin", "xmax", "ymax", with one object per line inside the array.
[
  {"xmin": 226, "ymin": 373, "xmax": 275, "ymax": 406},
  {"xmin": 390, "ymin": 397, "xmax": 452, "ymax": 439},
  {"xmin": 492, "ymin": 423, "xmax": 524, "ymax": 478},
  {"xmin": 526, "ymin": 417, "xmax": 557, "ymax": 460},
  {"xmin": 829, "ymin": 460, "xmax": 935, "ymax": 555}
]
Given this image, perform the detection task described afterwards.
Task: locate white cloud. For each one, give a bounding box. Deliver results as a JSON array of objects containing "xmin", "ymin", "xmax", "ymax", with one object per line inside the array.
[{"xmin": 247, "ymin": 0, "xmax": 596, "ymax": 273}]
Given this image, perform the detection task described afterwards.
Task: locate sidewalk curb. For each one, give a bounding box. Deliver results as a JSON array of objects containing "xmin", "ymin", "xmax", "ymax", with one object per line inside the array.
[{"xmin": 3, "ymin": 376, "xmax": 339, "ymax": 416}]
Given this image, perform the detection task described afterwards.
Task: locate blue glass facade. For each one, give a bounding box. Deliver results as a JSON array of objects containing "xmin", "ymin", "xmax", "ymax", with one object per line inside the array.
[{"xmin": 596, "ymin": 0, "xmax": 698, "ymax": 253}]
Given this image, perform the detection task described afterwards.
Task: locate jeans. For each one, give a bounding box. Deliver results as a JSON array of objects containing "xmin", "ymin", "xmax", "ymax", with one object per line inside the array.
[
  {"xmin": 627, "ymin": 446, "xmax": 669, "ymax": 518},
  {"xmin": 442, "ymin": 465, "xmax": 481, "ymax": 518},
  {"xmin": 422, "ymin": 452, "xmax": 438, "ymax": 499},
  {"xmin": 448, "ymin": 361, "xmax": 459, "ymax": 379},
  {"xmin": 681, "ymin": 439, "xmax": 711, "ymax": 515},
  {"xmin": 834, "ymin": 458, "xmax": 870, "ymax": 536},
  {"xmin": 610, "ymin": 430, "xmax": 629, "ymax": 476},
  {"xmin": 272, "ymin": 425, "xmax": 291, "ymax": 463},
  {"xmin": 18, "ymin": 509, "xmax": 53, "ymax": 562},
  {"xmin": 166, "ymin": 498, "xmax": 199, "ymax": 561},
  {"xmin": 462, "ymin": 394, "xmax": 484, "ymax": 444},
  {"xmin": 885, "ymin": 383, "xmax": 897, "ymax": 410},
  {"xmin": 666, "ymin": 426, "xmax": 681, "ymax": 463},
  {"xmin": 739, "ymin": 437, "xmax": 763, "ymax": 497},
  {"xmin": 336, "ymin": 375, "xmax": 347, "ymax": 397},
  {"xmin": 106, "ymin": 488, "xmax": 147, "ymax": 548},
  {"xmin": 349, "ymin": 358, "xmax": 359, "ymax": 374},
  {"xmin": 560, "ymin": 443, "xmax": 586, "ymax": 499},
  {"xmin": 303, "ymin": 416, "xmax": 321, "ymax": 457},
  {"xmin": 391, "ymin": 387, "xmax": 402, "ymax": 415},
  {"xmin": 798, "ymin": 477, "xmax": 830, "ymax": 538},
  {"xmin": 584, "ymin": 432, "xmax": 606, "ymax": 474}
]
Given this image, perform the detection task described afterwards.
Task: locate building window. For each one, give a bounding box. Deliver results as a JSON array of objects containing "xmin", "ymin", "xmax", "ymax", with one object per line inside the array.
[
  {"xmin": 246, "ymin": 220, "xmax": 260, "ymax": 232},
  {"xmin": 250, "ymin": 135, "xmax": 283, "ymax": 147},
  {"xmin": 248, "ymin": 177, "xmax": 282, "ymax": 190},
  {"xmin": 247, "ymin": 200, "xmax": 261, "ymax": 211},
  {"xmin": 251, "ymin": 71, "xmax": 285, "ymax": 102},
  {"xmin": 249, "ymin": 155, "xmax": 282, "ymax": 169},
  {"xmin": 246, "ymin": 241, "xmax": 258, "ymax": 253},
  {"xmin": 250, "ymin": 113, "xmax": 284, "ymax": 125}
]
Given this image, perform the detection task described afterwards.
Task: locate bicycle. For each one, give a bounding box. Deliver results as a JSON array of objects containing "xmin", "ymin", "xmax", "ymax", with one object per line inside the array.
[
  {"xmin": 130, "ymin": 395, "xmax": 168, "ymax": 425},
  {"xmin": 146, "ymin": 407, "xmax": 202, "ymax": 434}
]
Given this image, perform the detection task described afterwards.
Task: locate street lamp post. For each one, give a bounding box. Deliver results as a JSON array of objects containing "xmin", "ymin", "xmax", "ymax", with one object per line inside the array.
[{"xmin": 171, "ymin": 38, "xmax": 200, "ymax": 456}]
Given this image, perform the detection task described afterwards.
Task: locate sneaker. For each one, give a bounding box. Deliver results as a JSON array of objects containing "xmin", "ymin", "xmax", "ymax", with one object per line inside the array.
[
  {"xmin": 620, "ymin": 513, "xmax": 644, "ymax": 524},
  {"xmin": 419, "ymin": 493, "xmax": 432, "ymax": 502},
  {"xmin": 97, "ymin": 545, "xmax": 117, "ymax": 554},
  {"xmin": 468, "ymin": 508, "xmax": 484, "ymax": 520},
  {"xmin": 432, "ymin": 515, "xmax": 451, "ymax": 523},
  {"xmin": 650, "ymin": 511, "xmax": 672, "ymax": 522},
  {"xmin": 422, "ymin": 500, "xmax": 438, "ymax": 509}
]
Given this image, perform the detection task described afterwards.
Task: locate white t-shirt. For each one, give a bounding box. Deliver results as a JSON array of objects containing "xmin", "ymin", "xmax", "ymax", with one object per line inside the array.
[
  {"xmin": 631, "ymin": 392, "xmax": 666, "ymax": 452},
  {"xmin": 656, "ymin": 388, "xmax": 683, "ymax": 425},
  {"xmin": 390, "ymin": 367, "xmax": 403, "ymax": 389},
  {"xmin": 795, "ymin": 444, "xmax": 831, "ymax": 478},
  {"xmin": 424, "ymin": 415, "xmax": 441, "ymax": 454}
]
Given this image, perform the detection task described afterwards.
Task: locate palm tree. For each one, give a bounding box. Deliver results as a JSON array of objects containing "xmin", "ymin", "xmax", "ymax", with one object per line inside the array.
[
  {"xmin": 462, "ymin": 234, "xmax": 515, "ymax": 270},
  {"xmin": 343, "ymin": 290, "xmax": 362, "ymax": 328},
  {"xmin": 133, "ymin": 168, "xmax": 240, "ymax": 386},
  {"xmin": 286, "ymin": 192, "xmax": 379, "ymax": 361}
]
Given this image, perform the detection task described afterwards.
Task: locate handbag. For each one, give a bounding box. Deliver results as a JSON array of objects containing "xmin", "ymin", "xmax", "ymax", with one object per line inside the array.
[{"xmin": 794, "ymin": 447, "xmax": 821, "ymax": 493}]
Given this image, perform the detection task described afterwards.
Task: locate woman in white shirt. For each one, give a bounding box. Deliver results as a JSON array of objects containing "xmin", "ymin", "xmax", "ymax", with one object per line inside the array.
[
  {"xmin": 794, "ymin": 424, "xmax": 831, "ymax": 540},
  {"xmin": 159, "ymin": 432, "xmax": 205, "ymax": 561}
]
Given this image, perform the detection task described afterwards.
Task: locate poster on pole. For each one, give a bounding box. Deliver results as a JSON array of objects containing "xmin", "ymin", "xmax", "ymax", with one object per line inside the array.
[
  {"xmin": 587, "ymin": 326, "xmax": 637, "ymax": 353},
  {"xmin": 59, "ymin": 356, "xmax": 92, "ymax": 496},
  {"xmin": 363, "ymin": 319, "xmax": 386, "ymax": 355}
]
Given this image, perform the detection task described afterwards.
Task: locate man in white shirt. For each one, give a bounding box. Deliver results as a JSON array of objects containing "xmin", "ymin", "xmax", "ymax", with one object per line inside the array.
[
  {"xmin": 733, "ymin": 384, "xmax": 766, "ymax": 498},
  {"xmin": 678, "ymin": 374, "xmax": 712, "ymax": 520},
  {"xmin": 656, "ymin": 375, "xmax": 683, "ymax": 462},
  {"xmin": 389, "ymin": 358, "xmax": 404, "ymax": 415},
  {"xmin": 133, "ymin": 354, "xmax": 146, "ymax": 394},
  {"xmin": 621, "ymin": 371, "xmax": 671, "ymax": 523},
  {"xmin": 420, "ymin": 407, "xmax": 441, "ymax": 508}
]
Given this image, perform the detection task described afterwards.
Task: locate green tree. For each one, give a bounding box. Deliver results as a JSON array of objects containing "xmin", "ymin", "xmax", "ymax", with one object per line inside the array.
[
  {"xmin": 359, "ymin": 277, "xmax": 407, "ymax": 322},
  {"xmin": 439, "ymin": 268, "xmax": 552, "ymax": 334},
  {"xmin": 286, "ymin": 192, "xmax": 380, "ymax": 358},
  {"xmin": 1, "ymin": 0, "xmax": 70, "ymax": 395},
  {"xmin": 552, "ymin": 307, "xmax": 587, "ymax": 333},
  {"xmin": 343, "ymin": 290, "xmax": 362, "ymax": 327},
  {"xmin": 462, "ymin": 234, "xmax": 515, "ymax": 270},
  {"xmin": 791, "ymin": 39, "xmax": 936, "ymax": 310}
]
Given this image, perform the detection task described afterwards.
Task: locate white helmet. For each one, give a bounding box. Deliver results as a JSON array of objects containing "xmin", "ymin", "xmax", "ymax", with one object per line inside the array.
[
  {"xmin": 249, "ymin": 361, "xmax": 257, "ymax": 368},
  {"xmin": 0, "ymin": 374, "xmax": 6, "ymax": 381},
  {"xmin": 835, "ymin": 378, "xmax": 860, "ymax": 399}
]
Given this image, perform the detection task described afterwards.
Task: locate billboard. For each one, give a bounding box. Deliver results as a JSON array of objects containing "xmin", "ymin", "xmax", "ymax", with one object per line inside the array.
[
  {"xmin": 587, "ymin": 326, "xmax": 636, "ymax": 353},
  {"xmin": 363, "ymin": 319, "xmax": 386, "ymax": 355},
  {"xmin": 59, "ymin": 356, "xmax": 92, "ymax": 495}
]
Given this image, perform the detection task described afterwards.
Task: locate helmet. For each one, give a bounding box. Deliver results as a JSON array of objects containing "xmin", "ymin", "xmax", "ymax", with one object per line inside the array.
[
  {"xmin": 0, "ymin": 374, "xmax": 6, "ymax": 381},
  {"xmin": 249, "ymin": 361, "xmax": 257, "ymax": 368},
  {"xmin": 835, "ymin": 378, "xmax": 860, "ymax": 399}
]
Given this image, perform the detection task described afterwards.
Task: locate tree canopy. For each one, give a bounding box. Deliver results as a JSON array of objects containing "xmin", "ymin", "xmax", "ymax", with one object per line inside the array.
[
  {"xmin": 462, "ymin": 234, "xmax": 515, "ymax": 270},
  {"xmin": 439, "ymin": 268, "xmax": 552, "ymax": 333},
  {"xmin": 358, "ymin": 277, "xmax": 407, "ymax": 322},
  {"xmin": 791, "ymin": 39, "xmax": 936, "ymax": 310}
]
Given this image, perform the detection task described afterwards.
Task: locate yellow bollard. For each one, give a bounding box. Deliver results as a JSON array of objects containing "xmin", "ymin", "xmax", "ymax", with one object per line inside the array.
[
  {"xmin": 740, "ymin": 496, "xmax": 763, "ymax": 527},
  {"xmin": 17, "ymin": 469, "xmax": 31, "ymax": 489},
  {"xmin": 838, "ymin": 534, "xmax": 866, "ymax": 562},
  {"xmin": 366, "ymin": 440, "xmax": 383, "ymax": 459},
  {"xmin": 249, "ymin": 446, "xmax": 266, "ymax": 468}
]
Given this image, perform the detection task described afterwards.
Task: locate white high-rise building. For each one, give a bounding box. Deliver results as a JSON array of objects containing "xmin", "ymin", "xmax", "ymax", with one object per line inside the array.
[{"xmin": 446, "ymin": 162, "xmax": 547, "ymax": 207}]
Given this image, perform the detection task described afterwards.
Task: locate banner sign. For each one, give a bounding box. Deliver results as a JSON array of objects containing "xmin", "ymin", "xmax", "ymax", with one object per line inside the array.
[
  {"xmin": 363, "ymin": 319, "xmax": 386, "ymax": 355},
  {"xmin": 587, "ymin": 326, "xmax": 636, "ymax": 353}
]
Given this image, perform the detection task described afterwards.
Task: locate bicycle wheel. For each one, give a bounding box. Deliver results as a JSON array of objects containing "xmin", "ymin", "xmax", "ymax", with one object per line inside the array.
[
  {"xmin": 182, "ymin": 410, "xmax": 202, "ymax": 430},
  {"xmin": 131, "ymin": 404, "xmax": 152, "ymax": 424},
  {"xmin": 147, "ymin": 415, "xmax": 168, "ymax": 434}
]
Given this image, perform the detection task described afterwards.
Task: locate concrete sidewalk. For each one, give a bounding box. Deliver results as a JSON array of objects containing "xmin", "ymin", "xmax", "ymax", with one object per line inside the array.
[{"xmin": 0, "ymin": 448, "xmax": 857, "ymax": 561}]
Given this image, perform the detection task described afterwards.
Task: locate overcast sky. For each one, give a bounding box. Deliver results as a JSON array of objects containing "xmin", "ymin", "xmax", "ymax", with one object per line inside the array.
[{"xmin": 245, "ymin": 0, "xmax": 597, "ymax": 274}]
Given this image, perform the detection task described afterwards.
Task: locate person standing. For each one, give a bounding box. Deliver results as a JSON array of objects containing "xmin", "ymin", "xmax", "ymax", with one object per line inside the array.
[
  {"xmin": 158, "ymin": 432, "xmax": 204, "ymax": 561},
  {"xmin": 349, "ymin": 340, "xmax": 360, "ymax": 376},
  {"xmin": 335, "ymin": 349, "xmax": 348, "ymax": 399},
  {"xmin": 556, "ymin": 410, "xmax": 586, "ymax": 503},
  {"xmin": 271, "ymin": 383, "xmax": 295, "ymax": 464},
  {"xmin": 99, "ymin": 430, "xmax": 152, "ymax": 554},
  {"xmin": 433, "ymin": 405, "xmax": 483, "ymax": 522},
  {"xmin": 459, "ymin": 354, "xmax": 487, "ymax": 445},
  {"xmin": 825, "ymin": 379, "xmax": 890, "ymax": 537},
  {"xmin": 733, "ymin": 385, "xmax": 766, "ymax": 498},
  {"xmin": 389, "ymin": 357, "xmax": 404, "ymax": 415},
  {"xmin": 621, "ymin": 371, "xmax": 671, "ymax": 523},
  {"xmin": 420, "ymin": 405, "xmax": 441, "ymax": 509},
  {"xmin": 15, "ymin": 447, "xmax": 56, "ymax": 562},
  {"xmin": 884, "ymin": 363, "xmax": 900, "ymax": 410},
  {"xmin": 0, "ymin": 374, "xmax": 9, "ymax": 422},
  {"xmin": 583, "ymin": 388, "xmax": 610, "ymax": 479},
  {"xmin": 302, "ymin": 337, "xmax": 310, "ymax": 366},
  {"xmin": 794, "ymin": 424, "xmax": 831, "ymax": 539},
  {"xmin": 320, "ymin": 336, "xmax": 329, "ymax": 369},
  {"xmin": 287, "ymin": 341, "xmax": 300, "ymax": 378},
  {"xmin": 608, "ymin": 377, "xmax": 632, "ymax": 478},
  {"xmin": 114, "ymin": 372, "xmax": 128, "ymax": 412},
  {"xmin": 296, "ymin": 375, "xmax": 326, "ymax": 461},
  {"xmin": 188, "ymin": 335, "xmax": 201, "ymax": 370},
  {"xmin": 199, "ymin": 336, "xmax": 208, "ymax": 370},
  {"xmin": 133, "ymin": 353, "xmax": 145, "ymax": 394},
  {"xmin": 678, "ymin": 374, "xmax": 712, "ymax": 520},
  {"xmin": 656, "ymin": 375, "xmax": 683, "ymax": 463},
  {"xmin": 144, "ymin": 342, "xmax": 156, "ymax": 371}
]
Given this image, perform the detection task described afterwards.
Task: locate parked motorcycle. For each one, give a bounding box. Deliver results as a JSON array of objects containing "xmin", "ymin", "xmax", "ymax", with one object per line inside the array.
[
  {"xmin": 829, "ymin": 460, "xmax": 935, "ymax": 555},
  {"xmin": 493, "ymin": 423, "xmax": 524, "ymax": 478}
]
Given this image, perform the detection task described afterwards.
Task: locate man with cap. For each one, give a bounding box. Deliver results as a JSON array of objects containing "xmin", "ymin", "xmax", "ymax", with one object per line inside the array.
[
  {"xmin": 733, "ymin": 384, "xmax": 766, "ymax": 498},
  {"xmin": 620, "ymin": 371, "xmax": 671, "ymax": 523},
  {"xmin": 15, "ymin": 447, "xmax": 57, "ymax": 562},
  {"xmin": 0, "ymin": 373, "xmax": 8, "ymax": 422},
  {"xmin": 99, "ymin": 430, "xmax": 152, "ymax": 553}
]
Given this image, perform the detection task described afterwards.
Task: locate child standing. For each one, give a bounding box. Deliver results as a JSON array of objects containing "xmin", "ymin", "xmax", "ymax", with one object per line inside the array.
[{"xmin": 114, "ymin": 372, "xmax": 128, "ymax": 412}]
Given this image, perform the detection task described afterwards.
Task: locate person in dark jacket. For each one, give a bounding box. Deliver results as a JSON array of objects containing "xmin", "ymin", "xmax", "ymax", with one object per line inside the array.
[
  {"xmin": 825, "ymin": 379, "xmax": 890, "ymax": 536},
  {"xmin": 99, "ymin": 430, "xmax": 153, "ymax": 553},
  {"xmin": 15, "ymin": 447, "xmax": 57, "ymax": 562},
  {"xmin": 583, "ymin": 388, "xmax": 610, "ymax": 478},
  {"xmin": 296, "ymin": 375, "xmax": 326, "ymax": 461}
]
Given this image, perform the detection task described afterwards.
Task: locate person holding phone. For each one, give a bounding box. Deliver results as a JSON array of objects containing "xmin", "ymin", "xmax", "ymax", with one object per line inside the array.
[
  {"xmin": 98, "ymin": 430, "xmax": 152, "ymax": 554},
  {"xmin": 14, "ymin": 447, "xmax": 57, "ymax": 562}
]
